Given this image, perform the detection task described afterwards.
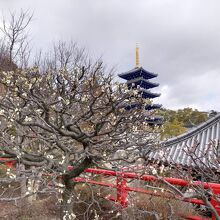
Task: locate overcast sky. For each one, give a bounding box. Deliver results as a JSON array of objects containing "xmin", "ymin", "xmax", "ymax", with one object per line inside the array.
[{"xmin": 1, "ymin": 0, "xmax": 220, "ymax": 111}]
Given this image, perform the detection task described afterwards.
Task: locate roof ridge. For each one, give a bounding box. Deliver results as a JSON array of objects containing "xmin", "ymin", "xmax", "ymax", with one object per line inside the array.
[
  {"xmin": 139, "ymin": 88, "xmax": 161, "ymax": 96},
  {"xmin": 127, "ymin": 77, "xmax": 159, "ymax": 85},
  {"xmin": 163, "ymin": 113, "xmax": 220, "ymax": 147},
  {"xmin": 118, "ymin": 67, "xmax": 158, "ymax": 78}
]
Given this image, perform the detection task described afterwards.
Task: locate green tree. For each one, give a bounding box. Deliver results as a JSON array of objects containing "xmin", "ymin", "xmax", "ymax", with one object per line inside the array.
[
  {"xmin": 161, "ymin": 119, "xmax": 187, "ymax": 139},
  {"xmin": 158, "ymin": 108, "xmax": 208, "ymax": 139}
]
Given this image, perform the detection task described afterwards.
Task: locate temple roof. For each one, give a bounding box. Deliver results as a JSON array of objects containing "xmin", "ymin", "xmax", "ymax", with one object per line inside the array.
[
  {"xmin": 127, "ymin": 77, "xmax": 159, "ymax": 90},
  {"xmin": 118, "ymin": 67, "xmax": 158, "ymax": 80},
  {"xmin": 146, "ymin": 115, "xmax": 164, "ymax": 125},
  {"xmin": 148, "ymin": 113, "xmax": 220, "ymax": 169},
  {"xmin": 139, "ymin": 88, "xmax": 161, "ymax": 99},
  {"xmin": 124, "ymin": 103, "xmax": 162, "ymax": 111},
  {"xmin": 145, "ymin": 103, "xmax": 162, "ymax": 110}
]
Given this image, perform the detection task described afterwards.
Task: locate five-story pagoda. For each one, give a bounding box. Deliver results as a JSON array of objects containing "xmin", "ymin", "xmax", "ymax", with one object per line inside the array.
[{"xmin": 118, "ymin": 45, "xmax": 163, "ymax": 125}]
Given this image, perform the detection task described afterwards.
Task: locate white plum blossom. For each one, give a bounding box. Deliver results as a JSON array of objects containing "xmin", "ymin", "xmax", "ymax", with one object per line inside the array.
[
  {"xmin": 0, "ymin": 109, "xmax": 5, "ymax": 115},
  {"xmin": 24, "ymin": 116, "xmax": 32, "ymax": 122},
  {"xmin": 63, "ymin": 212, "xmax": 76, "ymax": 220},
  {"xmin": 46, "ymin": 154, "xmax": 54, "ymax": 159}
]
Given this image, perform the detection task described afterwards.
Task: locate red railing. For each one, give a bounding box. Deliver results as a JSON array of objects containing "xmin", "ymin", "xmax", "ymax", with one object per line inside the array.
[
  {"xmin": 69, "ymin": 166, "xmax": 220, "ymax": 220},
  {"xmin": 1, "ymin": 158, "xmax": 220, "ymax": 219},
  {"xmin": 0, "ymin": 158, "xmax": 16, "ymax": 168}
]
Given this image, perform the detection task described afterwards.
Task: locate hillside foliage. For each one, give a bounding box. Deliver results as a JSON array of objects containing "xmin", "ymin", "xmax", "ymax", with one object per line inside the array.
[{"xmin": 159, "ymin": 108, "xmax": 209, "ymax": 139}]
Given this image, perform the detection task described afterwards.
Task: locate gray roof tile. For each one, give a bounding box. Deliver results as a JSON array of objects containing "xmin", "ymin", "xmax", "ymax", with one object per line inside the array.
[{"xmin": 149, "ymin": 113, "xmax": 220, "ymax": 169}]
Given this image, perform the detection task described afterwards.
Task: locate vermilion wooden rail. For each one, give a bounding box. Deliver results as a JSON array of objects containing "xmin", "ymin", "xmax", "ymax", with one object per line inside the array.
[
  {"xmin": 69, "ymin": 166, "xmax": 220, "ymax": 220},
  {"xmin": 1, "ymin": 158, "xmax": 220, "ymax": 219},
  {"xmin": 0, "ymin": 158, "xmax": 16, "ymax": 168}
]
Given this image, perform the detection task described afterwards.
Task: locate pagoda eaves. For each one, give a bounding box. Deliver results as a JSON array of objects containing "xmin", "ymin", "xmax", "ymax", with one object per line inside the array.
[
  {"xmin": 125, "ymin": 103, "xmax": 162, "ymax": 111},
  {"xmin": 118, "ymin": 67, "xmax": 158, "ymax": 81},
  {"xmin": 127, "ymin": 77, "xmax": 159, "ymax": 90},
  {"xmin": 145, "ymin": 103, "xmax": 162, "ymax": 110},
  {"xmin": 139, "ymin": 88, "xmax": 161, "ymax": 99}
]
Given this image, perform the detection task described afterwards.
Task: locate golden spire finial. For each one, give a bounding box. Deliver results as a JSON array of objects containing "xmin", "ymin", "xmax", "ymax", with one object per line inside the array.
[{"xmin": 136, "ymin": 43, "xmax": 140, "ymax": 68}]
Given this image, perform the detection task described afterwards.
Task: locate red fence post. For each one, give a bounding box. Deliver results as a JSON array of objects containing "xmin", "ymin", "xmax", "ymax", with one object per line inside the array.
[
  {"xmin": 0, "ymin": 158, "xmax": 16, "ymax": 169},
  {"xmin": 116, "ymin": 173, "xmax": 128, "ymax": 207},
  {"xmin": 6, "ymin": 161, "xmax": 15, "ymax": 168},
  {"xmin": 210, "ymin": 188, "xmax": 220, "ymax": 220}
]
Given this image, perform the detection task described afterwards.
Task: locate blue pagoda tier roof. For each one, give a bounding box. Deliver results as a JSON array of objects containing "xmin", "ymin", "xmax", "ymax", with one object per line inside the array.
[
  {"xmin": 145, "ymin": 104, "xmax": 162, "ymax": 110},
  {"xmin": 124, "ymin": 103, "xmax": 162, "ymax": 111},
  {"xmin": 127, "ymin": 77, "xmax": 159, "ymax": 90},
  {"xmin": 118, "ymin": 67, "xmax": 158, "ymax": 80},
  {"xmin": 146, "ymin": 116, "xmax": 164, "ymax": 125},
  {"xmin": 139, "ymin": 88, "xmax": 161, "ymax": 99}
]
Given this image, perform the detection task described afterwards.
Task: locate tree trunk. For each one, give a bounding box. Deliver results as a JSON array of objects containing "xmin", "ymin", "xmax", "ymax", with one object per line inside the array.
[
  {"xmin": 60, "ymin": 156, "xmax": 92, "ymax": 220},
  {"xmin": 16, "ymin": 163, "xmax": 27, "ymax": 206},
  {"xmin": 27, "ymin": 166, "xmax": 41, "ymax": 203},
  {"xmin": 60, "ymin": 178, "xmax": 76, "ymax": 220}
]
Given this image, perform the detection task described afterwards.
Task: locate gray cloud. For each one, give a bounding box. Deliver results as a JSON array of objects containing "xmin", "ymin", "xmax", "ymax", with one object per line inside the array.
[{"xmin": 1, "ymin": 0, "xmax": 220, "ymax": 110}]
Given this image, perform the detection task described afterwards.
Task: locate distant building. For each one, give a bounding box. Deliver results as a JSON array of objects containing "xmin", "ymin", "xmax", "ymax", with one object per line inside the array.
[
  {"xmin": 118, "ymin": 45, "xmax": 163, "ymax": 125},
  {"xmin": 148, "ymin": 113, "xmax": 220, "ymax": 170}
]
